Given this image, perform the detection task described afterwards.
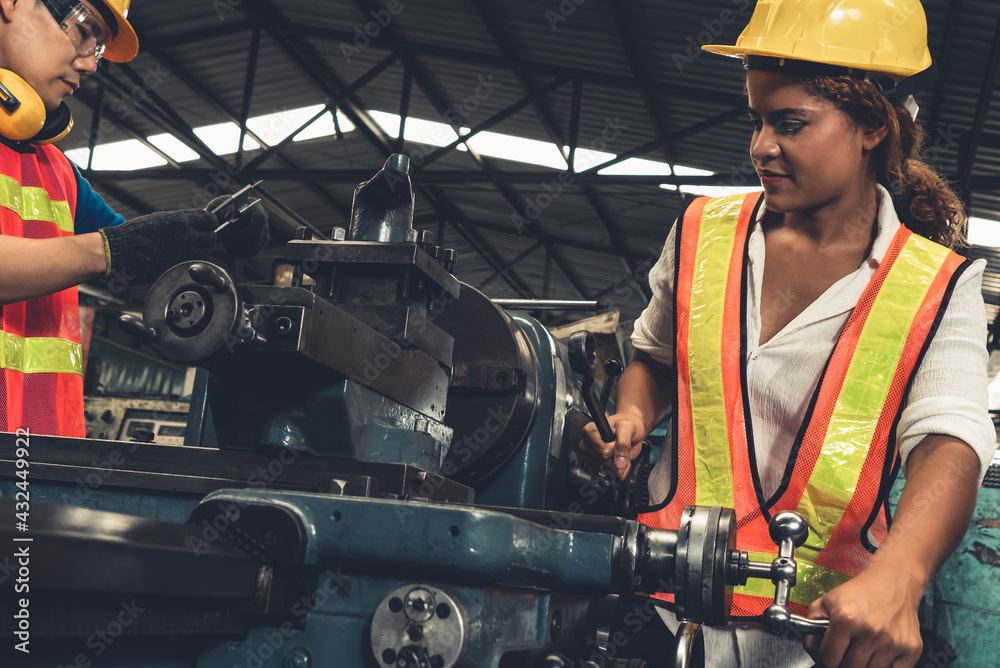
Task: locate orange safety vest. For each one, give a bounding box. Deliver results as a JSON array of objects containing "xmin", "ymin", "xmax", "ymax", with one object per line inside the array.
[
  {"xmin": 639, "ymin": 192, "xmax": 968, "ymax": 618},
  {"xmin": 0, "ymin": 142, "xmax": 84, "ymax": 437}
]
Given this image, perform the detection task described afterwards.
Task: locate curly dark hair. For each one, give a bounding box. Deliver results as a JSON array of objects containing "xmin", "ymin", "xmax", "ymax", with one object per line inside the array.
[{"xmin": 803, "ymin": 75, "xmax": 967, "ymax": 249}]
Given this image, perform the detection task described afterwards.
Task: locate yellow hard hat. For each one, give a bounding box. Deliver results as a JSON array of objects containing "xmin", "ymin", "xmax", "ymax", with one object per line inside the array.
[
  {"xmin": 703, "ymin": 0, "xmax": 932, "ymax": 80},
  {"xmin": 92, "ymin": 0, "xmax": 139, "ymax": 63}
]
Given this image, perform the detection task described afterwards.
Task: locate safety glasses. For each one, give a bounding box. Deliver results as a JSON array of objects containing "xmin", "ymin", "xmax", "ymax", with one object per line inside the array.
[{"xmin": 41, "ymin": 0, "xmax": 108, "ymax": 62}]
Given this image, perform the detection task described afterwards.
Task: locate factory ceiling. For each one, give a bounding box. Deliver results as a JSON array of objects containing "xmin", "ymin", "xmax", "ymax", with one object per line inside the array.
[{"xmin": 68, "ymin": 0, "xmax": 1000, "ymax": 330}]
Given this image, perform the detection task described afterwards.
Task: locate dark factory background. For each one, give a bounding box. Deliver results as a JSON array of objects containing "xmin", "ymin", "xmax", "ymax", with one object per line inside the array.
[{"xmin": 2, "ymin": 1, "xmax": 998, "ymax": 667}]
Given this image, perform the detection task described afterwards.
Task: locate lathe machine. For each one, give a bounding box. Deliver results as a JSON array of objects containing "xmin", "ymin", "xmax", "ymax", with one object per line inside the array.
[{"xmin": 1, "ymin": 155, "xmax": 835, "ymax": 668}]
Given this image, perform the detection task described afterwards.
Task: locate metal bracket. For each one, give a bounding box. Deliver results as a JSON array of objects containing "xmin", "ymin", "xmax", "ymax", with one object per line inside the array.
[{"xmin": 450, "ymin": 363, "xmax": 524, "ymax": 390}]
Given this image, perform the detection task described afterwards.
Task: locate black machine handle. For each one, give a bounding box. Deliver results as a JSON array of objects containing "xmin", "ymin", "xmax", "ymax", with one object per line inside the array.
[
  {"xmin": 568, "ymin": 330, "xmax": 616, "ymax": 443},
  {"xmin": 566, "ymin": 331, "xmax": 649, "ymax": 517},
  {"xmin": 119, "ymin": 313, "xmax": 160, "ymax": 343}
]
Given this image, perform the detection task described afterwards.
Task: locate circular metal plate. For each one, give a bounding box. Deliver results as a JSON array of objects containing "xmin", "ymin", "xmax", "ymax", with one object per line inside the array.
[
  {"xmin": 143, "ymin": 262, "xmax": 241, "ymax": 364},
  {"xmin": 432, "ymin": 282, "xmax": 540, "ymax": 484},
  {"xmin": 675, "ymin": 506, "xmax": 737, "ymax": 627},
  {"xmin": 370, "ymin": 584, "xmax": 466, "ymax": 668}
]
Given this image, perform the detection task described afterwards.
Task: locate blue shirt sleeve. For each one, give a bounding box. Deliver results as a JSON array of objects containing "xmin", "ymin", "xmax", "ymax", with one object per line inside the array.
[{"xmin": 71, "ymin": 163, "xmax": 126, "ymax": 234}]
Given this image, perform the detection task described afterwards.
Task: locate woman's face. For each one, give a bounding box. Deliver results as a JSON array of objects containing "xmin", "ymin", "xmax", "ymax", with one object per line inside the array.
[{"xmin": 747, "ymin": 70, "xmax": 880, "ymax": 216}]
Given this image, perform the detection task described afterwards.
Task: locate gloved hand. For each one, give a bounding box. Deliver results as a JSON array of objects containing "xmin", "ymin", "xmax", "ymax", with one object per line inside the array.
[
  {"xmin": 206, "ymin": 195, "xmax": 269, "ymax": 257},
  {"xmin": 99, "ymin": 209, "xmax": 217, "ymax": 284}
]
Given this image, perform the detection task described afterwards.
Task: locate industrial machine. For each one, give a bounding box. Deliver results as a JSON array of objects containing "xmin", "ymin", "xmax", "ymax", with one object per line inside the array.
[{"xmin": 0, "ymin": 155, "xmax": 839, "ymax": 668}]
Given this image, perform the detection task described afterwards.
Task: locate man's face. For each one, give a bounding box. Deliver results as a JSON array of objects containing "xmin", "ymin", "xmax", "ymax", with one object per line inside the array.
[{"xmin": 6, "ymin": 0, "xmax": 110, "ymax": 111}]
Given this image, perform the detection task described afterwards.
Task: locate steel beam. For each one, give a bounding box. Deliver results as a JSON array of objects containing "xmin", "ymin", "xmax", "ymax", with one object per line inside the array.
[
  {"xmin": 416, "ymin": 76, "xmax": 569, "ymax": 169},
  {"xmin": 201, "ymin": 21, "xmax": 743, "ymax": 106},
  {"xmin": 250, "ymin": 0, "xmax": 533, "ymax": 298},
  {"xmin": 236, "ymin": 27, "xmax": 262, "ymax": 169},
  {"xmin": 90, "ymin": 68, "xmax": 319, "ymax": 235},
  {"xmin": 346, "ymin": 0, "xmax": 586, "ymax": 299},
  {"xmin": 959, "ymin": 9, "xmax": 1000, "ymax": 204},
  {"xmin": 83, "ymin": 167, "xmax": 755, "ymax": 187},
  {"xmin": 467, "ymin": 0, "xmax": 644, "ymax": 299},
  {"xmin": 476, "ymin": 241, "xmax": 544, "ymax": 290}
]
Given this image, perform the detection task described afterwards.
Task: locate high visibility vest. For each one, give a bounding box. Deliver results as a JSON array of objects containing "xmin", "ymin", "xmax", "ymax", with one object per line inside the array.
[
  {"xmin": 638, "ymin": 192, "xmax": 969, "ymax": 618},
  {"xmin": 0, "ymin": 143, "xmax": 84, "ymax": 437}
]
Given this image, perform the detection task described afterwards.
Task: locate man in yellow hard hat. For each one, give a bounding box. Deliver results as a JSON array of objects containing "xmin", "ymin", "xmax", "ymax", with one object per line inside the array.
[{"xmin": 0, "ymin": 0, "xmax": 268, "ymax": 437}]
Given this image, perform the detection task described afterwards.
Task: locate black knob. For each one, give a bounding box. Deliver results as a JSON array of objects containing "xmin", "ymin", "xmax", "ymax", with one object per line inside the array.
[
  {"xmin": 119, "ymin": 314, "xmax": 160, "ymax": 342},
  {"xmin": 187, "ymin": 263, "xmax": 228, "ymax": 289}
]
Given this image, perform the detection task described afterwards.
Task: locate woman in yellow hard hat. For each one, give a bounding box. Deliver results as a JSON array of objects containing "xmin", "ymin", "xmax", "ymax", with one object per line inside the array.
[{"xmin": 581, "ymin": 1, "xmax": 994, "ymax": 666}]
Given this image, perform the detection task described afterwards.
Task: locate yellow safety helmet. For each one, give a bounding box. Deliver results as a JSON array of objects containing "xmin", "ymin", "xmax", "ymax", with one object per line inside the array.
[
  {"xmin": 93, "ymin": 0, "xmax": 139, "ymax": 63},
  {"xmin": 703, "ymin": 0, "xmax": 932, "ymax": 81}
]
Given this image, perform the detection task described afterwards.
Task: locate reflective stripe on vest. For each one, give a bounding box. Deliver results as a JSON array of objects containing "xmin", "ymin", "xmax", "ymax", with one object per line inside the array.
[
  {"xmin": 0, "ymin": 143, "xmax": 84, "ymax": 437},
  {"xmin": 0, "ymin": 331, "xmax": 83, "ymax": 375},
  {"xmin": 639, "ymin": 192, "xmax": 965, "ymax": 616},
  {"xmin": 0, "ymin": 173, "xmax": 74, "ymax": 233}
]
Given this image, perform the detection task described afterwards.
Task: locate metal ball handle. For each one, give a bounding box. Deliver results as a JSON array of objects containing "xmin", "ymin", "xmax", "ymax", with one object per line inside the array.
[{"xmin": 749, "ymin": 511, "xmax": 830, "ymax": 636}]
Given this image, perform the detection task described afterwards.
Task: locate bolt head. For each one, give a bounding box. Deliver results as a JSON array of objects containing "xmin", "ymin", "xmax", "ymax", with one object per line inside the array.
[
  {"xmin": 403, "ymin": 588, "xmax": 436, "ymax": 622},
  {"xmin": 282, "ymin": 648, "xmax": 311, "ymax": 668}
]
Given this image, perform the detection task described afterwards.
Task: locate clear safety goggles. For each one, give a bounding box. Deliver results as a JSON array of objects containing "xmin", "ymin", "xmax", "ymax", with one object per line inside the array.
[{"xmin": 42, "ymin": 0, "xmax": 108, "ymax": 62}]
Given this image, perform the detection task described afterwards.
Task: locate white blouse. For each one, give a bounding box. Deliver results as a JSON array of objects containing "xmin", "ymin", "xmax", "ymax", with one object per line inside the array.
[
  {"xmin": 633, "ymin": 186, "xmax": 996, "ymax": 500},
  {"xmin": 631, "ymin": 186, "xmax": 996, "ymax": 668}
]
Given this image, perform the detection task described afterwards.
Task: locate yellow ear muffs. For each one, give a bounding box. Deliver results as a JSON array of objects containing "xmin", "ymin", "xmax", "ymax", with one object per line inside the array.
[
  {"xmin": 0, "ymin": 70, "xmax": 74, "ymax": 145},
  {"xmin": 34, "ymin": 103, "xmax": 73, "ymax": 145},
  {"xmin": 0, "ymin": 69, "xmax": 46, "ymax": 142}
]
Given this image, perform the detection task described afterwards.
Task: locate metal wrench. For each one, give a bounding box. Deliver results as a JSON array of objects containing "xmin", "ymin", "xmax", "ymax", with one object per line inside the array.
[{"xmin": 210, "ymin": 180, "xmax": 264, "ymax": 235}]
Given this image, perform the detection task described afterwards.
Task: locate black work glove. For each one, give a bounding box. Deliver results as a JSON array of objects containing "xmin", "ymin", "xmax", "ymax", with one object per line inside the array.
[
  {"xmin": 99, "ymin": 209, "xmax": 217, "ymax": 285},
  {"xmin": 206, "ymin": 195, "xmax": 269, "ymax": 257}
]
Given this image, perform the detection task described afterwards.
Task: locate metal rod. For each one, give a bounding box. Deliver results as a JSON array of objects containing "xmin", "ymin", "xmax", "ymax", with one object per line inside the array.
[
  {"xmin": 416, "ymin": 76, "xmax": 569, "ymax": 170},
  {"xmin": 398, "ymin": 62, "xmax": 412, "ymax": 155},
  {"xmin": 568, "ymin": 79, "xmax": 582, "ymax": 169},
  {"xmin": 492, "ymin": 299, "xmax": 605, "ymax": 311},
  {"xmin": 86, "ymin": 84, "xmax": 105, "ymax": 172},
  {"xmin": 236, "ymin": 27, "xmax": 262, "ymax": 169}
]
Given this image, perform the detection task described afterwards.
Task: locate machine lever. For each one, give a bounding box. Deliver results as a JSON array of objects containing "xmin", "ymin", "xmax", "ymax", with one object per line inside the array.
[
  {"xmin": 749, "ymin": 511, "xmax": 830, "ymax": 637},
  {"xmin": 599, "ymin": 358, "xmax": 624, "ymax": 413},
  {"xmin": 119, "ymin": 313, "xmax": 160, "ymax": 343},
  {"xmin": 568, "ymin": 330, "xmax": 615, "ymax": 443},
  {"xmin": 188, "ymin": 262, "xmax": 229, "ymax": 289}
]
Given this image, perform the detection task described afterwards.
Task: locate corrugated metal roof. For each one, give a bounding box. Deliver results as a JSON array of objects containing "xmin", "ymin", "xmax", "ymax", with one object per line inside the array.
[{"xmin": 58, "ymin": 0, "xmax": 1000, "ymax": 329}]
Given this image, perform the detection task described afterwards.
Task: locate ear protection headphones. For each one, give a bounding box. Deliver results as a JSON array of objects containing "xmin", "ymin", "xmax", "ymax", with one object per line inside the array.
[{"xmin": 0, "ymin": 69, "xmax": 73, "ymax": 145}]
